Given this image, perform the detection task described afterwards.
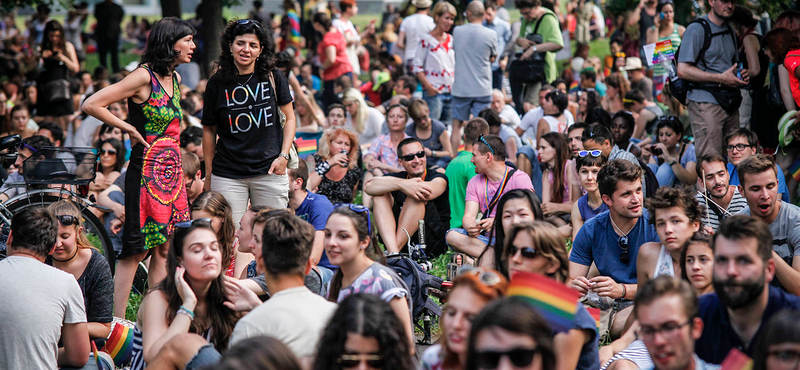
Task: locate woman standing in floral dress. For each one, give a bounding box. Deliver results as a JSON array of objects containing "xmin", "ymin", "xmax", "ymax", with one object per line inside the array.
[{"xmin": 83, "ymin": 17, "xmax": 196, "ymax": 317}]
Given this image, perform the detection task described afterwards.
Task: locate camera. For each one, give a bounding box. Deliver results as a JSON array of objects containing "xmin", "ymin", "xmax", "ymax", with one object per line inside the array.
[{"xmin": 651, "ymin": 145, "xmax": 663, "ymax": 156}]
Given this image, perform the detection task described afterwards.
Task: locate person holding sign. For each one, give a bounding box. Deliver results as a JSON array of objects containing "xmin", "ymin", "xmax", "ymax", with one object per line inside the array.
[{"xmin": 646, "ymin": 0, "xmax": 684, "ymax": 101}]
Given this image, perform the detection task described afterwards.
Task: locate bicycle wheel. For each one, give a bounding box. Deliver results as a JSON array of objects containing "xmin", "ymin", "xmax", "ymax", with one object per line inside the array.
[{"xmin": 4, "ymin": 194, "xmax": 116, "ymax": 275}]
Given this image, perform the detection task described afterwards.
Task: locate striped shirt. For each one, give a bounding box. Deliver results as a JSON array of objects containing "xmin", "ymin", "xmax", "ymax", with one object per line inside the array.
[{"xmin": 695, "ymin": 187, "xmax": 748, "ymax": 232}]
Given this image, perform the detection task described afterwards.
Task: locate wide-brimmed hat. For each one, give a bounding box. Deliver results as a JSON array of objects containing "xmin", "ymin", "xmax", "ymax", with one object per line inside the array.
[
  {"xmin": 622, "ymin": 57, "xmax": 643, "ymax": 71},
  {"xmin": 413, "ymin": 0, "xmax": 432, "ymax": 8}
]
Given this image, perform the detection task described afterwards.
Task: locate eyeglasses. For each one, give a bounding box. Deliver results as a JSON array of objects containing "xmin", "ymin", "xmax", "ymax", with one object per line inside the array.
[
  {"xmin": 639, "ymin": 320, "xmax": 691, "ymax": 341},
  {"xmin": 457, "ymin": 266, "xmax": 503, "ymax": 286},
  {"xmin": 185, "ymin": 178, "xmax": 195, "ymax": 190},
  {"xmin": 578, "ymin": 150, "xmax": 602, "ymax": 158},
  {"xmin": 619, "ymin": 236, "xmax": 630, "ymax": 264},
  {"xmin": 235, "ymin": 19, "xmax": 262, "ymax": 29},
  {"xmin": 476, "ymin": 347, "xmax": 539, "ymax": 369},
  {"xmin": 337, "ymin": 354, "xmax": 384, "ymax": 368},
  {"xmin": 400, "ymin": 150, "xmax": 425, "ymax": 162},
  {"xmin": 768, "ymin": 349, "xmax": 800, "ymax": 369},
  {"xmin": 479, "ymin": 135, "xmax": 495, "ymax": 155},
  {"xmin": 56, "ymin": 214, "xmax": 80, "ymax": 226},
  {"xmin": 725, "ymin": 144, "xmax": 754, "ymax": 152},
  {"xmin": 175, "ymin": 218, "xmax": 212, "ymax": 229},
  {"xmin": 338, "ymin": 204, "xmax": 371, "ymax": 234},
  {"xmin": 18, "ymin": 141, "xmax": 37, "ymax": 154},
  {"xmin": 100, "ymin": 149, "xmax": 117, "ymax": 156},
  {"xmin": 507, "ymin": 245, "xmax": 538, "ymax": 259}
]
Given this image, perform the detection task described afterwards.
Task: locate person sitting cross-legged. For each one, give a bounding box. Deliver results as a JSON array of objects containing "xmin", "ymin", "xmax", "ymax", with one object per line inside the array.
[{"xmin": 365, "ymin": 138, "xmax": 451, "ymax": 256}]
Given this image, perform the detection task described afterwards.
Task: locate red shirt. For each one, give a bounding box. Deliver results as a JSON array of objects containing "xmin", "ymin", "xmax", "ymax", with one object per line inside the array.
[
  {"xmin": 318, "ymin": 30, "xmax": 352, "ymax": 81},
  {"xmin": 785, "ymin": 50, "xmax": 800, "ymax": 108}
]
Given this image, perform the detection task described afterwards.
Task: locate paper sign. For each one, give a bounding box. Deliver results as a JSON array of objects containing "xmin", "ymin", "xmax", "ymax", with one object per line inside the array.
[{"xmin": 643, "ymin": 40, "xmax": 675, "ymax": 66}]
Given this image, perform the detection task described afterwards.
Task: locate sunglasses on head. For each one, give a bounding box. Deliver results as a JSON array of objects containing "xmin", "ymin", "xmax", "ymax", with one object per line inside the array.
[
  {"xmin": 337, "ymin": 354, "xmax": 383, "ymax": 368},
  {"xmin": 619, "ymin": 236, "xmax": 630, "ymax": 264},
  {"xmin": 400, "ymin": 150, "xmax": 425, "ymax": 162},
  {"xmin": 578, "ymin": 150, "xmax": 602, "ymax": 158},
  {"xmin": 507, "ymin": 245, "xmax": 538, "ymax": 259},
  {"xmin": 476, "ymin": 347, "xmax": 539, "ymax": 369},
  {"xmin": 18, "ymin": 141, "xmax": 37, "ymax": 154},
  {"xmin": 457, "ymin": 266, "xmax": 502, "ymax": 286},
  {"xmin": 175, "ymin": 218, "xmax": 212, "ymax": 229},
  {"xmin": 235, "ymin": 19, "xmax": 262, "ymax": 29},
  {"xmin": 56, "ymin": 215, "xmax": 80, "ymax": 227},
  {"xmin": 338, "ymin": 204, "xmax": 371, "ymax": 234}
]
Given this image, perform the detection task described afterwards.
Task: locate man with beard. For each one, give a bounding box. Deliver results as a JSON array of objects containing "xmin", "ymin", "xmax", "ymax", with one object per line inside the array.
[
  {"xmin": 636, "ymin": 276, "xmax": 719, "ymax": 370},
  {"xmin": 735, "ymin": 154, "xmax": 800, "ymax": 295},
  {"xmin": 570, "ymin": 159, "xmax": 658, "ymax": 340},
  {"xmin": 695, "ymin": 154, "xmax": 747, "ymax": 232},
  {"xmin": 695, "ymin": 215, "xmax": 800, "ymax": 364},
  {"xmin": 366, "ymin": 138, "xmax": 450, "ymax": 256}
]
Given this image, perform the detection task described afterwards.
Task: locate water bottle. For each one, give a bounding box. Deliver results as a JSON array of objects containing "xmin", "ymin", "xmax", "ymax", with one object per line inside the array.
[{"xmin": 418, "ymin": 219, "xmax": 426, "ymax": 251}]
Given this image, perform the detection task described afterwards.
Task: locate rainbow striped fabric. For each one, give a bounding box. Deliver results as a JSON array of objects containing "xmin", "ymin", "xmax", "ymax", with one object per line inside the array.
[
  {"xmin": 507, "ymin": 271, "xmax": 582, "ymax": 333},
  {"xmin": 102, "ymin": 318, "xmax": 135, "ymax": 367},
  {"xmin": 789, "ymin": 155, "xmax": 800, "ymax": 181},
  {"xmin": 720, "ymin": 348, "xmax": 753, "ymax": 370},
  {"xmin": 295, "ymin": 137, "xmax": 318, "ymax": 158}
]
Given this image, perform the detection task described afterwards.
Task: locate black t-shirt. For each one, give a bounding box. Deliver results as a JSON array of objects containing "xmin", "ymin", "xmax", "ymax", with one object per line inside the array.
[
  {"xmin": 386, "ymin": 169, "xmax": 450, "ymax": 257},
  {"xmin": 202, "ymin": 70, "xmax": 293, "ymax": 179}
]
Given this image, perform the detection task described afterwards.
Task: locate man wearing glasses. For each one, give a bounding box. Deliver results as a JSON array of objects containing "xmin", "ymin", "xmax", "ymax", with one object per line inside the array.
[
  {"xmin": 725, "ymin": 128, "xmax": 790, "ymax": 203},
  {"xmin": 695, "ymin": 215, "xmax": 800, "ymax": 364},
  {"xmin": 635, "ymin": 276, "xmax": 717, "ymax": 370},
  {"xmin": 569, "ymin": 159, "xmax": 658, "ymax": 340},
  {"xmin": 365, "ymin": 138, "xmax": 450, "ymax": 256},
  {"xmin": 0, "ymin": 135, "xmax": 53, "ymax": 202}
]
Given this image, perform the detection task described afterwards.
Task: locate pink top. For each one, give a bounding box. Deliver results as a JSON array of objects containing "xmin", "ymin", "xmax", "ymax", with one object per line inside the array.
[
  {"xmin": 546, "ymin": 160, "xmax": 572, "ymax": 204},
  {"xmin": 466, "ymin": 168, "xmax": 534, "ymax": 218},
  {"xmin": 318, "ymin": 30, "xmax": 353, "ymax": 81}
]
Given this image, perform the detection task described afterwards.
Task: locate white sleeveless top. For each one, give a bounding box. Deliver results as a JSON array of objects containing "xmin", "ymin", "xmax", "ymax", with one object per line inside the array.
[{"xmin": 654, "ymin": 245, "xmax": 675, "ymax": 278}]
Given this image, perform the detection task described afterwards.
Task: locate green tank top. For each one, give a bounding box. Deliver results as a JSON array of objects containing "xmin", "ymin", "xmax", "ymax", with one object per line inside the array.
[{"xmin": 652, "ymin": 24, "xmax": 682, "ymax": 76}]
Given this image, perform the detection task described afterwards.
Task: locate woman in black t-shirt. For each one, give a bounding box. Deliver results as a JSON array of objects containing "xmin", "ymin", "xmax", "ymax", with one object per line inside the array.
[{"xmin": 202, "ymin": 19, "xmax": 295, "ymax": 224}]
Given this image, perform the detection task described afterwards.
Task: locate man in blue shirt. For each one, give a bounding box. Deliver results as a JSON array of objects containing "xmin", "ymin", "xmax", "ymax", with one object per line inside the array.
[
  {"xmin": 570, "ymin": 159, "xmax": 658, "ymax": 339},
  {"xmin": 288, "ymin": 160, "xmax": 336, "ymax": 283},
  {"xmin": 483, "ymin": 0, "xmax": 512, "ymax": 90},
  {"xmin": 696, "ymin": 215, "xmax": 800, "ymax": 364},
  {"xmin": 725, "ymin": 128, "xmax": 790, "ymax": 203}
]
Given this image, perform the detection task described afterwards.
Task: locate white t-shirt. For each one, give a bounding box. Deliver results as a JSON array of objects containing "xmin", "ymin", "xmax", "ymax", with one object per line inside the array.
[
  {"xmin": 518, "ymin": 108, "xmax": 575, "ymax": 147},
  {"xmin": 332, "ymin": 19, "xmax": 361, "ymax": 75},
  {"xmin": 412, "ymin": 33, "xmax": 455, "ymax": 94},
  {"xmin": 69, "ymin": 115, "xmax": 104, "ymax": 148},
  {"xmin": 499, "ymin": 105, "xmax": 521, "ymax": 128},
  {"xmin": 346, "ymin": 106, "xmax": 386, "ymax": 147},
  {"xmin": 0, "ymin": 256, "xmax": 87, "ymax": 370},
  {"xmin": 399, "ymin": 13, "xmax": 435, "ymax": 62},
  {"xmin": 229, "ymin": 286, "xmax": 336, "ymax": 359}
]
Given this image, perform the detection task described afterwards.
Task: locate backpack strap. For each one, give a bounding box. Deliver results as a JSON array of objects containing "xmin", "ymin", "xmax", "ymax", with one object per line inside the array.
[{"xmin": 532, "ymin": 11, "xmax": 555, "ymax": 36}]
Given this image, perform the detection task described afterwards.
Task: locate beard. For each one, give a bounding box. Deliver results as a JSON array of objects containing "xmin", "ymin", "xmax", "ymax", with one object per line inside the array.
[{"xmin": 713, "ymin": 272, "xmax": 765, "ymax": 309}]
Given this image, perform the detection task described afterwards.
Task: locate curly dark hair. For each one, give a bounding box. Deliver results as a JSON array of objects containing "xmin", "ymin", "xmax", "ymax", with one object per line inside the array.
[
  {"xmin": 314, "ymin": 294, "xmax": 414, "ymax": 370},
  {"xmin": 645, "ymin": 186, "xmax": 704, "ymax": 226},
  {"xmin": 153, "ymin": 220, "xmax": 237, "ymax": 351},
  {"xmin": 216, "ymin": 19, "xmax": 277, "ymax": 85},
  {"xmin": 139, "ymin": 17, "xmax": 196, "ymax": 77}
]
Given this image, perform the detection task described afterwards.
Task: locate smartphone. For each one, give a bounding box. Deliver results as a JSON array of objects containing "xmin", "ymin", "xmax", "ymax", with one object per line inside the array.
[
  {"xmin": 659, "ymin": 12, "xmax": 665, "ymax": 20},
  {"xmin": 736, "ymin": 62, "xmax": 744, "ymax": 80}
]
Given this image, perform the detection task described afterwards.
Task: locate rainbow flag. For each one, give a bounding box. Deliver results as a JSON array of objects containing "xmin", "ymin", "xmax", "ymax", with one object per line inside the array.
[
  {"xmin": 587, "ymin": 307, "xmax": 601, "ymax": 330},
  {"xmin": 287, "ymin": 10, "xmax": 301, "ymax": 48},
  {"xmin": 102, "ymin": 319, "xmax": 135, "ymax": 367},
  {"xmin": 789, "ymin": 155, "xmax": 800, "ymax": 181},
  {"xmin": 507, "ymin": 271, "xmax": 582, "ymax": 333},
  {"xmin": 295, "ymin": 137, "xmax": 317, "ymax": 158},
  {"xmin": 720, "ymin": 348, "xmax": 753, "ymax": 370},
  {"xmin": 651, "ymin": 40, "xmax": 675, "ymax": 65}
]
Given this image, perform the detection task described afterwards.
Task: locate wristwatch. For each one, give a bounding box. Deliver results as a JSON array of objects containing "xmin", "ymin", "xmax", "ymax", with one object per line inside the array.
[
  {"xmin": 532, "ymin": 44, "xmax": 538, "ymax": 53},
  {"xmin": 279, "ymin": 153, "xmax": 290, "ymax": 161},
  {"xmin": 669, "ymin": 157, "xmax": 677, "ymax": 166}
]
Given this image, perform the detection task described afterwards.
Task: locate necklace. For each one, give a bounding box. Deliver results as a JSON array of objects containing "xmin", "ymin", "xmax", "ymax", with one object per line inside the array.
[
  {"xmin": 52, "ymin": 246, "xmax": 79, "ymax": 263},
  {"xmin": 237, "ymin": 71, "xmax": 255, "ymax": 87},
  {"xmin": 609, "ymin": 214, "xmax": 635, "ymax": 237}
]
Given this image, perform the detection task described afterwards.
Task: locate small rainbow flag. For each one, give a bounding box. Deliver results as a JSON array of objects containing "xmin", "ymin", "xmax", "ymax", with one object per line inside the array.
[
  {"xmin": 507, "ymin": 271, "xmax": 582, "ymax": 333},
  {"xmin": 587, "ymin": 307, "xmax": 601, "ymax": 330},
  {"xmin": 295, "ymin": 137, "xmax": 318, "ymax": 158},
  {"xmin": 102, "ymin": 319, "xmax": 135, "ymax": 367},
  {"xmin": 651, "ymin": 40, "xmax": 675, "ymax": 65},
  {"xmin": 789, "ymin": 155, "xmax": 800, "ymax": 181},
  {"xmin": 720, "ymin": 348, "xmax": 753, "ymax": 370}
]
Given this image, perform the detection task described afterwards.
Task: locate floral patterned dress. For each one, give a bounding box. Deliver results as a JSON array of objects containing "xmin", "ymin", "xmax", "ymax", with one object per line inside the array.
[{"xmin": 121, "ymin": 66, "xmax": 190, "ymax": 258}]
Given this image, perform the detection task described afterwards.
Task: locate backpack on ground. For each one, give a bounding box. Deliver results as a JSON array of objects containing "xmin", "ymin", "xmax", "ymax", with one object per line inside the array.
[{"xmin": 386, "ymin": 254, "xmax": 443, "ymax": 318}]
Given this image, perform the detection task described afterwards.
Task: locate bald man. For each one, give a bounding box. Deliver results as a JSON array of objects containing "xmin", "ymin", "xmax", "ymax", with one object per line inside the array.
[{"xmin": 450, "ymin": 0, "xmax": 498, "ymax": 157}]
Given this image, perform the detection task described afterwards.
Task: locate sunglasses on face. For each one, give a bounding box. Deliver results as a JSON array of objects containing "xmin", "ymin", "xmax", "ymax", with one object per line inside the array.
[
  {"xmin": 400, "ymin": 150, "xmax": 425, "ymax": 162},
  {"xmin": 337, "ymin": 354, "xmax": 383, "ymax": 368},
  {"xmin": 578, "ymin": 150, "xmax": 602, "ymax": 158},
  {"xmin": 507, "ymin": 245, "xmax": 538, "ymax": 259},
  {"xmin": 175, "ymin": 218, "xmax": 212, "ymax": 229},
  {"xmin": 476, "ymin": 347, "xmax": 539, "ymax": 369},
  {"xmin": 457, "ymin": 266, "xmax": 503, "ymax": 286},
  {"xmin": 619, "ymin": 236, "xmax": 630, "ymax": 264},
  {"xmin": 100, "ymin": 149, "xmax": 117, "ymax": 156},
  {"xmin": 56, "ymin": 214, "xmax": 80, "ymax": 227}
]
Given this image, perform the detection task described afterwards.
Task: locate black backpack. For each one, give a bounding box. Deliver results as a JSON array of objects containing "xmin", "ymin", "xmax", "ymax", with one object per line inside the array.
[
  {"xmin": 386, "ymin": 254, "xmax": 443, "ymax": 318},
  {"xmin": 637, "ymin": 157, "xmax": 659, "ymax": 198},
  {"xmin": 669, "ymin": 18, "xmax": 739, "ymax": 106}
]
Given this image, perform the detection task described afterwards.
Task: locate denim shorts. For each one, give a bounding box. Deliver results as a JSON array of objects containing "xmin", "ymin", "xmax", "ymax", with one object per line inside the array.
[
  {"xmin": 452, "ymin": 95, "xmax": 492, "ymax": 122},
  {"xmin": 446, "ymin": 227, "xmax": 494, "ymax": 246},
  {"xmin": 185, "ymin": 344, "xmax": 222, "ymax": 370}
]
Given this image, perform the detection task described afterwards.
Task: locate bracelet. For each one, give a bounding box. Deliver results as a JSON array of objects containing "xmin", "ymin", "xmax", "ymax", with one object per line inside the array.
[
  {"xmin": 316, "ymin": 160, "xmax": 332, "ymax": 176},
  {"xmin": 620, "ymin": 284, "xmax": 627, "ymax": 300},
  {"xmin": 177, "ymin": 305, "xmax": 195, "ymax": 320}
]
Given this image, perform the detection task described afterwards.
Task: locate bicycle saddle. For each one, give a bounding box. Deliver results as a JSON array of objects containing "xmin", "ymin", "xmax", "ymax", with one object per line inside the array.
[{"xmin": 0, "ymin": 135, "xmax": 21, "ymax": 152}]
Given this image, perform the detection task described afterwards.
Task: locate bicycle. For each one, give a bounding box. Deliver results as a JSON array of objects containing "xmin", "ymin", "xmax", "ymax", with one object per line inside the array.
[{"xmin": 0, "ymin": 135, "xmax": 115, "ymax": 274}]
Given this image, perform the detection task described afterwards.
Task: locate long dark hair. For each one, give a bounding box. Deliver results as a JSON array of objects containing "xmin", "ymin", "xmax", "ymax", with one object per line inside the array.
[
  {"xmin": 153, "ymin": 220, "xmax": 237, "ymax": 351},
  {"xmin": 326, "ymin": 206, "xmax": 386, "ymax": 302},
  {"xmin": 139, "ymin": 17, "xmax": 196, "ymax": 77},
  {"xmin": 489, "ymin": 189, "xmax": 543, "ymax": 276},
  {"xmin": 753, "ymin": 310, "xmax": 800, "ymax": 370},
  {"xmin": 540, "ymin": 132, "xmax": 570, "ymax": 203},
  {"xmin": 216, "ymin": 19, "xmax": 277, "ymax": 85},
  {"xmin": 96, "ymin": 138, "xmax": 126, "ymax": 173},
  {"xmin": 314, "ymin": 294, "xmax": 414, "ymax": 370},
  {"xmin": 41, "ymin": 20, "xmax": 66, "ymax": 52}
]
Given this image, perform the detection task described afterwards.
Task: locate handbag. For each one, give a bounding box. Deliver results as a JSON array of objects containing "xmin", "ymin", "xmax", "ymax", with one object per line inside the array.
[
  {"xmin": 268, "ymin": 71, "xmax": 299, "ymax": 170},
  {"xmin": 509, "ymin": 13, "xmax": 555, "ymax": 84},
  {"xmin": 42, "ymin": 79, "xmax": 70, "ymax": 103},
  {"xmin": 707, "ymin": 86, "xmax": 743, "ymax": 113}
]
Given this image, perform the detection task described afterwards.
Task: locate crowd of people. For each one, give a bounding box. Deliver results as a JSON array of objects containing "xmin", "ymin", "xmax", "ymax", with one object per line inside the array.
[{"xmin": 5, "ymin": 0, "xmax": 800, "ymax": 369}]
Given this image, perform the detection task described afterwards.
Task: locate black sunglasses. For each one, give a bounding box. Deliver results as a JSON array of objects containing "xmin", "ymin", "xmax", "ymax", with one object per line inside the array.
[
  {"xmin": 476, "ymin": 347, "xmax": 539, "ymax": 369},
  {"xmin": 175, "ymin": 218, "xmax": 212, "ymax": 229},
  {"xmin": 337, "ymin": 354, "xmax": 383, "ymax": 368},
  {"xmin": 400, "ymin": 150, "xmax": 425, "ymax": 162},
  {"xmin": 56, "ymin": 214, "xmax": 80, "ymax": 227},
  {"xmin": 619, "ymin": 236, "xmax": 630, "ymax": 264},
  {"xmin": 100, "ymin": 149, "xmax": 117, "ymax": 156},
  {"xmin": 236, "ymin": 19, "xmax": 262, "ymax": 29},
  {"xmin": 507, "ymin": 245, "xmax": 538, "ymax": 259}
]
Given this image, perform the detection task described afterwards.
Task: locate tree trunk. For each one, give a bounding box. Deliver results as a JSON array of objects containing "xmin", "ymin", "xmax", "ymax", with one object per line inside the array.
[
  {"xmin": 198, "ymin": 0, "xmax": 225, "ymax": 77},
  {"xmin": 160, "ymin": 0, "xmax": 182, "ymax": 18}
]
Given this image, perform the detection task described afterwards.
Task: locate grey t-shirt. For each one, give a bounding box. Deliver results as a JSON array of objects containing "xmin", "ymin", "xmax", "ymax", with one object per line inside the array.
[
  {"xmin": 738, "ymin": 201, "xmax": 800, "ymax": 289},
  {"xmin": 453, "ymin": 23, "xmax": 498, "ymax": 98},
  {"xmin": 630, "ymin": 77, "xmax": 654, "ymax": 102},
  {"xmin": 678, "ymin": 15, "xmax": 737, "ymax": 105}
]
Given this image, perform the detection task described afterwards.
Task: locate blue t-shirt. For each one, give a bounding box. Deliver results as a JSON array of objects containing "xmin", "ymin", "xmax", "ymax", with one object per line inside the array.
[
  {"xmin": 294, "ymin": 192, "xmax": 336, "ymax": 269},
  {"xmin": 728, "ymin": 162, "xmax": 790, "ymax": 203},
  {"xmin": 695, "ymin": 286, "xmax": 800, "ymax": 365},
  {"xmin": 569, "ymin": 211, "xmax": 659, "ymax": 284}
]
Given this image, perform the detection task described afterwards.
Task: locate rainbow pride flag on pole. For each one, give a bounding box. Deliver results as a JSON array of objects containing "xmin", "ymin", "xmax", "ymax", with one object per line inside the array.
[
  {"xmin": 507, "ymin": 271, "xmax": 582, "ymax": 333},
  {"xmin": 720, "ymin": 348, "xmax": 753, "ymax": 370},
  {"xmin": 788, "ymin": 154, "xmax": 800, "ymax": 181},
  {"xmin": 295, "ymin": 137, "xmax": 318, "ymax": 159},
  {"xmin": 102, "ymin": 319, "xmax": 135, "ymax": 367}
]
